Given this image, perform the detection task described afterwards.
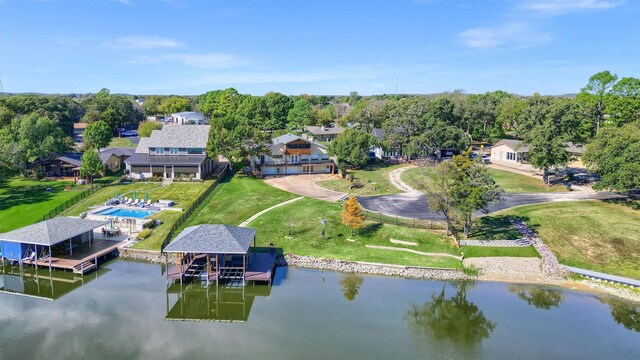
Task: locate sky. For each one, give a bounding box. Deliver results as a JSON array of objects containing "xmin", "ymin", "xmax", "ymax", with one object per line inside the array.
[{"xmin": 0, "ymin": 0, "xmax": 638, "ymax": 96}]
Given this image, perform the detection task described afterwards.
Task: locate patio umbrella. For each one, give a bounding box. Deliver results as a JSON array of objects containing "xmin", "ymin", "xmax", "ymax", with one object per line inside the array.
[
  {"xmin": 133, "ymin": 191, "xmax": 137, "ymax": 200},
  {"xmin": 146, "ymin": 191, "xmax": 149, "ymax": 201},
  {"xmin": 116, "ymin": 191, "xmax": 119, "ymax": 199}
]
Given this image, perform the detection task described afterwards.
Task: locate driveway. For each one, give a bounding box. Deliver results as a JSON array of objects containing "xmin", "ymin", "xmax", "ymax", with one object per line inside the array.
[
  {"xmin": 358, "ymin": 191, "xmax": 624, "ymax": 220},
  {"xmin": 264, "ymin": 174, "xmax": 347, "ymax": 202}
]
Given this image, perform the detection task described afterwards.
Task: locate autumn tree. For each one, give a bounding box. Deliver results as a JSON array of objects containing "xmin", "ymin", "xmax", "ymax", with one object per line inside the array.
[{"xmin": 341, "ymin": 196, "xmax": 366, "ymax": 236}]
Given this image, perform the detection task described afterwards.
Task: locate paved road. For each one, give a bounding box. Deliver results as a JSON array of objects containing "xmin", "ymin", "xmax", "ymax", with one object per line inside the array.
[{"xmin": 357, "ymin": 191, "xmax": 625, "ymax": 220}]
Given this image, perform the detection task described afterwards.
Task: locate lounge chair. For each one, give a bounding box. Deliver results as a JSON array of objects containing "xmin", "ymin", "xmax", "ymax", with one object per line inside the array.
[
  {"xmin": 137, "ymin": 200, "xmax": 145, "ymax": 207},
  {"xmin": 146, "ymin": 199, "xmax": 152, "ymax": 206},
  {"xmin": 125, "ymin": 198, "xmax": 132, "ymax": 205}
]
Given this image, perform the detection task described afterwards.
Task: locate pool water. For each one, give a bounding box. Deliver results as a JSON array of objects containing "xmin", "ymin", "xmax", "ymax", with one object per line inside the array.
[{"xmin": 94, "ymin": 207, "xmax": 157, "ymax": 218}]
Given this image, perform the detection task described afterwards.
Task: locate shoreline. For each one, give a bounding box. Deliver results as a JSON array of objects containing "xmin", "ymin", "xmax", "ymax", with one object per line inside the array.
[{"xmin": 117, "ymin": 247, "xmax": 640, "ymax": 303}]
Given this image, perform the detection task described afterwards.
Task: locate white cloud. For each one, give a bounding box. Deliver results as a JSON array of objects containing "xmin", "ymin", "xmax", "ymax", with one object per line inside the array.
[
  {"xmin": 107, "ymin": 36, "xmax": 183, "ymax": 50},
  {"xmin": 126, "ymin": 52, "xmax": 246, "ymax": 69},
  {"xmin": 521, "ymin": 0, "xmax": 625, "ymax": 15},
  {"xmin": 459, "ymin": 22, "xmax": 551, "ymax": 49}
]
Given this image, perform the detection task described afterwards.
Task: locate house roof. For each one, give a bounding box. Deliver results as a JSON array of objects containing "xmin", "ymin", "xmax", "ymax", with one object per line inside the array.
[
  {"xmin": 98, "ymin": 147, "xmax": 135, "ymax": 163},
  {"xmin": 372, "ymin": 128, "xmax": 384, "ymax": 141},
  {"xmin": 163, "ymin": 225, "xmax": 256, "ymax": 254},
  {"xmin": 272, "ymin": 133, "xmax": 302, "ymax": 145},
  {"xmin": 172, "ymin": 111, "xmax": 204, "ymax": 118},
  {"xmin": 134, "ymin": 124, "xmax": 210, "ymax": 150},
  {"xmin": 0, "ymin": 217, "xmax": 107, "ymax": 246},
  {"xmin": 57, "ymin": 153, "xmax": 83, "ymax": 167},
  {"xmin": 125, "ymin": 153, "xmax": 206, "ymax": 166},
  {"xmin": 135, "ymin": 137, "xmax": 152, "ymax": 154},
  {"xmin": 565, "ymin": 142, "xmax": 586, "ymax": 155},
  {"xmin": 305, "ymin": 125, "xmax": 346, "ymax": 135},
  {"xmin": 493, "ymin": 139, "xmax": 529, "ymax": 152}
]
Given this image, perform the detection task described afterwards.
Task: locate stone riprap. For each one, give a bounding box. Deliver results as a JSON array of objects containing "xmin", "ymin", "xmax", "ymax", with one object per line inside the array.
[
  {"xmin": 460, "ymin": 238, "xmax": 531, "ymax": 247},
  {"xmin": 510, "ymin": 218, "xmax": 569, "ymax": 279}
]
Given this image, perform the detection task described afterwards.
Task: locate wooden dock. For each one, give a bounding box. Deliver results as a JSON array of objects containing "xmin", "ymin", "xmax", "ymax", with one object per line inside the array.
[
  {"xmin": 22, "ymin": 240, "xmax": 121, "ymax": 275},
  {"xmin": 166, "ymin": 251, "xmax": 276, "ymax": 285}
]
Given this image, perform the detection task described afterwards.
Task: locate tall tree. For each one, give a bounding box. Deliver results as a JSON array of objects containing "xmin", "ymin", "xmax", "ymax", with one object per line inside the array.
[
  {"xmin": 264, "ymin": 92, "xmax": 294, "ymax": 130},
  {"xmin": 137, "ymin": 121, "xmax": 164, "ymax": 137},
  {"xmin": 578, "ymin": 70, "xmax": 618, "ymax": 134},
  {"xmin": 84, "ymin": 120, "xmax": 112, "ymax": 150},
  {"xmin": 341, "ymin": 196, "xmax": 366, "ymax": 236},
  {"xmin": 142, "ymin": 95, "xmax": 163, "ymax": 116},
  {"xmin": 583, "ymin": 122, "xmax": 640, "ymax": 193},
  {"xmin": 80, "ymin": 149, "xmax": 104, "ymax": 187},
  {"xmin": 158, "ymin": 97, "xmax": 192, "ymax": 115},
  {"xmin": 287, "ymin": 98, "xmax": 317, "ymax": 128},
  {"xmin": 328, "ymin": 129, "xmax": 377, "ymax": 175}
]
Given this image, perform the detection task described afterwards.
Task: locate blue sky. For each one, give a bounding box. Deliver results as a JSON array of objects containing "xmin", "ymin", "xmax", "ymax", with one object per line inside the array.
[{"xmin": 0, "ymin": 0, "xmax": 638, "ymax": 96}]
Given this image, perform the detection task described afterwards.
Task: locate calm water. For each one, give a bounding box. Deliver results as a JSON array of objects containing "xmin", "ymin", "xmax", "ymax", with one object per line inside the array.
[{"xmin": 0, "ymin": 260, "xmax": 639, "ymax": 360}]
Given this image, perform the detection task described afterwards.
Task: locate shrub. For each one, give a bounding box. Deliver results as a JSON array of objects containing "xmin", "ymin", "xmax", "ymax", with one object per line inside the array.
[
  {"xmin": 143, "ymin": 219, "xmax": 157, "ymax": 229},
  {"xmin": 138, "ymin": 228, "xmax": 152, "ymax": 239}
]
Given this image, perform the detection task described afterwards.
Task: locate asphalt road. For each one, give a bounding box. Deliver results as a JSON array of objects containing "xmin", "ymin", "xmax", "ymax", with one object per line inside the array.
[{"xmin": 357, "ymin": 191, "xmax": 625, "ymax": 220}]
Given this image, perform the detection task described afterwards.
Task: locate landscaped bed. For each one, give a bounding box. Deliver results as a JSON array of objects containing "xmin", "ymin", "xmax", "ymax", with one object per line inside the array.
[
  {"xmin": 316, "ymin": 162, "xmax": 408, "ymax": 196},
  {"xmin": 0, "ymin": 178, "xmax": 85, "ymax": 232}
]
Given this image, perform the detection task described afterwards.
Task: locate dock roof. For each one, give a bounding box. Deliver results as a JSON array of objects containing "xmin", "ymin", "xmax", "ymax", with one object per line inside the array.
[
  {"xmin": 0, "ymin": 217, "xmax": 107, "ymax": 246},
  {"xmin": 163, "ymin": 225, "xmax": 256, "ymax": 254}
]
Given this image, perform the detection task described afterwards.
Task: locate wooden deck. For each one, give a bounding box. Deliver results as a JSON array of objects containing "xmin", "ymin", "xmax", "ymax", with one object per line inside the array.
[
  {"xmin": 166, "ymin": 251, "xmax": 277, "ymax": 285},
  {"xmin": 22, "ymin": 240, "xmax": 121, "ymax": 275},
  {"xmin": 245, "ymin": 252, "xmax": 277, "ymax": 282}
]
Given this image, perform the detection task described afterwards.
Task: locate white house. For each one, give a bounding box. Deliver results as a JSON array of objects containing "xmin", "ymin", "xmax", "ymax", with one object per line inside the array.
[
  {"xmin": 170, "ymin": 111, "xmax": 207, "ymax": 125},
  {"xmin": 370, "ymin": 128, "xmax": 401, "ymax": 159},
  {"xmin": 490, "ymin": 139, "xmax": 585, "ymax": 167},
  {"xmin": 250, "ymin": 133, "xmax": 335, "ymax": 176},
  {"xmin": 125, "ymin": 125, "xmax": 215, "ymax": 180}
]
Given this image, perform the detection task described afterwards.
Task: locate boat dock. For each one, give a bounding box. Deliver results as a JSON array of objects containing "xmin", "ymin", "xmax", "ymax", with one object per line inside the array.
[{"xmin": 22, "ymin": 239, "xmax": 121, "ymax": 275}]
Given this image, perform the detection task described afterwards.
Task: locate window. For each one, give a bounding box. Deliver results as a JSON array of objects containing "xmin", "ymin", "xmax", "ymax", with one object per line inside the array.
[
  {"xmin": 154, "ymin": 147, "xmax": 164, "ymax": 155},
  {"xmin": 170, "ymin": 148, "xmax": 178, "ymax": 155},
  {"xmin": 187, "ymin": 148, "xmax": 204, "ymax": 155}
]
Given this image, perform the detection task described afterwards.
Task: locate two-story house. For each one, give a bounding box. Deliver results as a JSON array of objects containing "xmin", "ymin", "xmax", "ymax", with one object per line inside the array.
[
  {"xmin": 125, "ymin": 125, "xmax": 215, "ymax": 180},
  {"xmin": 250, "ymin": 133, "xmax": 335, "ymax": 176}
]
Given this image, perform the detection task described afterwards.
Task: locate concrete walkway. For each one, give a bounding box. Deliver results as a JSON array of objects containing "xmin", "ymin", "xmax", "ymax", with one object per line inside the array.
[
  {"xmin": 264, "ymin": 175, "xmax": 347, "ymax": 202},
  {"xmin": 238, "ymin": 197, "xmax": 304, "ymax": 227},
  {"xmin": 564, "ymin": 266, "xmax": 640, "ymax": 288}
]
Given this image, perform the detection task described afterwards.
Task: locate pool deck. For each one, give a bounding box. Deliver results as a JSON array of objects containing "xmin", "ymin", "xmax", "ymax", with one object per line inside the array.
[{"xmin": 22, "ymin": 239, "xmax": 122, "ymax": 275}]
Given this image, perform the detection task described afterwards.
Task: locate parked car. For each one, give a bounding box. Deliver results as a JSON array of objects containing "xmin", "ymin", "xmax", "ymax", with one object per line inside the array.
[
  {"xmin": 481, "ymin": 154, "xmax": 491, "ymax": 163},
  {"xmin": 121, "ymin": 130, "xmax": 138, "ymax": 137}
]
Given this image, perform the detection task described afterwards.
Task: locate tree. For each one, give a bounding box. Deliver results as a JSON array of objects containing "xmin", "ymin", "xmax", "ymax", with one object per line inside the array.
[
  {"xmin": 0, "ymin": 130, "xmax": 19, "ymax": 181},
  {"xmin": 287, "ymin": 98, "xmax": 317, "ymax": 128},
  {"xmin": 81, "ymin": 89, "xmax": 143, "ymax": 130},
  {"xmin": 328, "ymin": 129, "xmax": 377, "ymax": 175},
  {"xmin": 599, "ymin": 298, "xmax": 640, "ymax": 333},
  {"xmin": 137, "ymin": 121, "xmax": 164, "ymax": 137},
  {"xmin": 341, "ymin": 196, "xmax": 365, "ymax": 236},
  {"xmin": 578, "ymin": 70, "xmax": 618, "ymax": 134},
  {"xmin": 158, "ymin": 97, "xmax": 192, "ymax": 115},
  {"xmin": 142, "ymin": 95, "xmax": 163, "ymax": 116},
  {"xmin": 84, "ymin": 120, "xmax": 112, "ymax": 150},
  {"xmin": 419, "ymin": 162, "xmax": 459, "ymax": 239},
  {"xmin": 80, "ymin": 149, "xmax": 104, "ymax": 187},
  {"xmin": 264, "ymin": 92, "xmax": 294, "ymax": 130},
  {"xmin": 339, "ymin": 273, "xmax": 364, "ymax": 301},
  {"xmin": 0, "ymin": 105, "xmax": 15, "ymax": 128},
  {"xmin": 348, "ymin": 91, "xmax": 362, "ymax": 106},
  {"xmin": 583, "ymin": 122, "xmax": 640, "ymax": 192}
]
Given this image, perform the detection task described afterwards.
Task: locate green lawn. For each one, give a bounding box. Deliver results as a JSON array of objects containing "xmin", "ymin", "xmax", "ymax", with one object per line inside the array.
[
  {"xmin": 462, "ymin": 246, "xmax": 540, "ymax": 258},
  {"xmin": 401, "ymin": 166, "xmax": 568, "ymax": 193},
  {"xmin": 468, "ymin": 215, "xmax": 523, "ymax": 240},
  {"xmin": 247, "ymin": 197, "xmax": 463, "ymax": 268},
  {"xmin": 184, "ymin": 174, "xmax": 298, "ymax": 227},
  {"xmin": 503, "ymin": 200, "xmax": 640, "ymax": 279},
  {"xmin": 57, "ymin": 181, "xmax": 212, "ymax": 250},
  {"xmin": 316, "ymin": 162, "xmax": 408, "ymax": 196},
  {"xmin": 108, "ymin": 137, "xmax": 136, "ymax": 148},
  {"xmin": 0, "ymin": 178, "xmax": 85, "ymax": 232},
  {"xmin": 488, "ymin": 168, "xmax": 567, "ymax": 193}
]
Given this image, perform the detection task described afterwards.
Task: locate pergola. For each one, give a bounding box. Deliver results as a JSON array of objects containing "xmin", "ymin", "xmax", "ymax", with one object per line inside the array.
[{"xmin": 163, "ymin": 224, "xmax": 257, "ymax": 286}]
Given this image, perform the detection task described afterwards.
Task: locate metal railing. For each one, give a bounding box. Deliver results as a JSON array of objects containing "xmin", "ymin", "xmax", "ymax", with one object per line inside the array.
[{"xmin": 39, "ymin": 184, "xmax": 105, "ymax": 222}]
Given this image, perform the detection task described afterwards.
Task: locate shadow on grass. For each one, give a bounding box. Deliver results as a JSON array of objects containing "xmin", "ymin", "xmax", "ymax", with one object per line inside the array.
[
  {"xmin": 602, "ymin": 198, "xmax": 640, "ymax": 211},
  {"xmin": 469, "ymin": 215, "xmax": 535, "ymax": 240},
  {"xmin": 358, "ymin": 222, "xmax": 383, "ymax": 237},
  {"xmin": 0, "ymin": 181, "xmax": 67, "ymax": 211}
]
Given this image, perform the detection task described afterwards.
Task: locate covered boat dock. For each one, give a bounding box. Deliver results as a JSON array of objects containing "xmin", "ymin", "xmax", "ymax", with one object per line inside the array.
[
  {"xmin": 163, "ymin": 224, "xmax": 276, "ymax": 286},
  {"xmin": 0, "ymin": 217, "xmax": 121, "ymax": 275}
]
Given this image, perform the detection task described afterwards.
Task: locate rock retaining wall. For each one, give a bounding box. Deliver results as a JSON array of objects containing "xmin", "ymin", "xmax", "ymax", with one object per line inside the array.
[
  {"xmin": 118, "ymin": 246, "xmax": 168, "ymax": 263},
  {"xmin": 283, "ymin": 254, "xmax": 467, "ymax": 280},
  {"xmin": 510, "ymin": 219, "xmax": 569, "ymax": 279}
]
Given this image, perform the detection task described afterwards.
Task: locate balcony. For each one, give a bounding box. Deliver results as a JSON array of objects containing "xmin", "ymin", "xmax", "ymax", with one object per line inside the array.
[{"xmin": 262, "ymin": 159, "xmax": 332, "ymax": 166}]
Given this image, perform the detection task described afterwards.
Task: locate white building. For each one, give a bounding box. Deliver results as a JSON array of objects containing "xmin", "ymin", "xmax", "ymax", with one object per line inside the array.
[
  {"xmin": 490, "ymin": 139, "xmax": 584, "ymax": 167},
  {"xmin": 250, "ymin": 133, "xmax": 335, "ymax": 176},
  {"xmin": 170, "ymin": 111, "xmax": 207, "ymax": 125}
]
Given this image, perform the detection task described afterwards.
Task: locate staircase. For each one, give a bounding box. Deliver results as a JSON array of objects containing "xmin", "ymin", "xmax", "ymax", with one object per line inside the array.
[{"xmin": 74, "ymin": 260, "xmax": 97, "ymax": 274}]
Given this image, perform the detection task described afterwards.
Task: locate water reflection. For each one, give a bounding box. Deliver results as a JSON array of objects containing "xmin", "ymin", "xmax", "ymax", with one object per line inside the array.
[
  {"xmin": 0, "ymin": 263, "xmax": 109, "ymax": 300},
  {"xmin": 508, "ymin": 285, "xmax": 564, "ymax": 310},
  {"xmin": 599, "ymin": 297, "xmax": 640, "ymax": 333},
  {"xmin": 165, "ymin": 281, "xmax": 271, "ymax": 323},
  {"xmin": 340, "ymin": 273, "xmax": 364, "ymax": 301},
  {"xmin": 405, "ymin": 282, "xmax": 496, "ymax": 347}
]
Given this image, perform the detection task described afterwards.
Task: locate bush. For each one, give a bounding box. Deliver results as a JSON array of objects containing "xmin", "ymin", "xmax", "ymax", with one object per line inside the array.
[
  {"xmin": 138, "ymin": 228, "xmax": 152, "ymax": 239},
  {"xmin": 143, "ymin": 219, "xmax": 157, "ymax": 229},
  {"xmin": 349, "ymin": 179, "xmax": 364, "ymax": 189}
]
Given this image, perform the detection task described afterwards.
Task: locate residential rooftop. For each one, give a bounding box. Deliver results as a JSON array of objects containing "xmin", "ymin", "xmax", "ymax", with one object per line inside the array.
[{"xmin": 0, "ymin": 217, "xmax": 107, "ymax": 246}]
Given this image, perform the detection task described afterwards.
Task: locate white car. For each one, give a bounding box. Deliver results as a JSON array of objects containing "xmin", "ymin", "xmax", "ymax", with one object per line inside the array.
[
  {"xmin": 121, "ymin": 130, "xmax": 138, "ymax": 137},
  {"xmin": 481, "ymin": 154, "xmax": 491, "ymax": 163}
]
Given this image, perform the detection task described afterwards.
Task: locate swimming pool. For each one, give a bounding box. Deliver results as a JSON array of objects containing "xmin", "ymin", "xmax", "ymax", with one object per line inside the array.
[{"xmin": 94, "ymin": 207, "xmax": 157, "ymax": 219}]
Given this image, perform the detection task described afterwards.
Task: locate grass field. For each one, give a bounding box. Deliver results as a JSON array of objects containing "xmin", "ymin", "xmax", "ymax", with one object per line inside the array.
[
  {"xmin": 184, "ymin": 174, "xmax": 298, "ymax": 227},
  {"xmin": 503, "ymin": 200, "xmax": 640, "ymax": 279},
  {"xmin": 488, "ymin": 168, "xmax": 567, "ymax": 193},
  {"xmin": 468, "ymin": 215, "xmax": 523, "ymax": 240},
  {"xmin": 401, "ymin": 166, "xmax": 567, "ymax": 193},
  {"xmin": 462, "ymin": 246, "xmax": 540, "ymax": 258},
  {"xmin": 0, "ymin": 178, "xmax": 85, "ymax": 232},
  {"xmin": 316, "ymin": 162, "xmax": 407, "ymax": 196},
  {"xmin": 108, "ymin": 137, "xmax": 136, "ymax": 148},
  {"xmin": 247, "ymin": 197, "xmax": 463, "ymax": 268}
]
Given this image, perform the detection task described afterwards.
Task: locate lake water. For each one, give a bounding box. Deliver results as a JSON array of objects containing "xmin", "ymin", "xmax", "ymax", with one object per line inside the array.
[{"xmin": 0, "ymin": 260, "xmax": 639, "ymax": 359}]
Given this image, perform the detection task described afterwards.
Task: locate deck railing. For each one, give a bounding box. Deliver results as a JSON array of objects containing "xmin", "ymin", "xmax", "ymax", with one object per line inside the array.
[
  {"xmin": 160, "ymin": 164, "xmax": 230, "ymax": 252},
  {"xmin": 39, "ymin": 184, "xmax": 105, "ymax": 222}
]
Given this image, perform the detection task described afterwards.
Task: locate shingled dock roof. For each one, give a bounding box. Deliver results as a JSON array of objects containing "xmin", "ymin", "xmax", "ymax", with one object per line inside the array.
[
  {"xmin": 0, "ymin": 217, "xmax": 107, "ymax": 246},
  {"xmin": 163, "ymin": 225, "xmax": 257, "ymax": 254}
]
